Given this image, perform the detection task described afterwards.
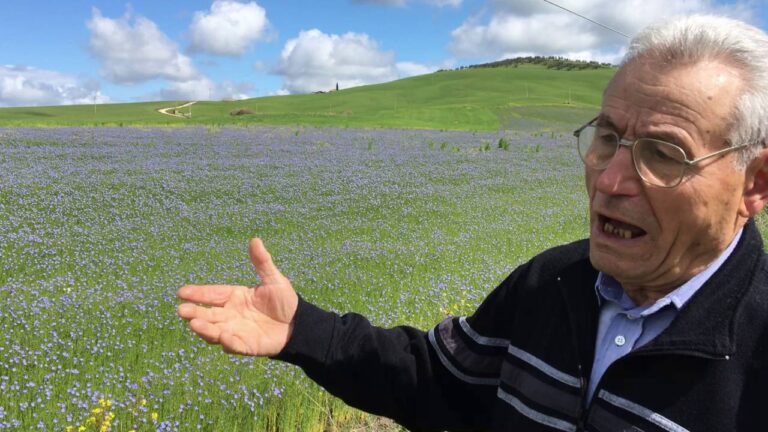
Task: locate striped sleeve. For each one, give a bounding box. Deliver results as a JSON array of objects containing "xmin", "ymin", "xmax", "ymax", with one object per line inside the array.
[
  {"xmin": 428, "ymin": 316, "xmax": 508, "ymax": 385},
  {"xmin": 427, "ymin": 263, "xmax": 526, "ymax": 386}
]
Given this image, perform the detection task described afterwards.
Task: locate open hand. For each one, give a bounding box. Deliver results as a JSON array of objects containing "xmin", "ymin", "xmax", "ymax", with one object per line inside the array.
[{"xmin": 177, "ymin": 238, "xmax": 299, "ymax": 356}]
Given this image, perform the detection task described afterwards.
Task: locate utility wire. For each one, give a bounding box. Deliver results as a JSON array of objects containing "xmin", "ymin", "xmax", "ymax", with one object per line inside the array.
[{"xmin": 541, "ymin": 0, "xmax": 630, "ymax": 39}]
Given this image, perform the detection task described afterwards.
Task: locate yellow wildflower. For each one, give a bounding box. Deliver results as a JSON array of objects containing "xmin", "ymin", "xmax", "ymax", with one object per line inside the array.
[
  {"xmin": 92, "ymin": 407, "xmax": 103, "ymax": 414},
  {"xmin": 65, "ymin": 427, "xmax": 73, "ymax": 432},
  {"xmin": 151, "ymin": 412, "xmax": 159, "ymax": 422},
  {"xmin": 78, "ymin": 427, "xmax": 86, "ymax": 432}
]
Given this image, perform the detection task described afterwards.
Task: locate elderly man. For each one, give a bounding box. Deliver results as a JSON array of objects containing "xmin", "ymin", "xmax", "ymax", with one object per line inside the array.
[{"xmin": 178, "ymin": 15, "xmax": 768, "ymax": 432}]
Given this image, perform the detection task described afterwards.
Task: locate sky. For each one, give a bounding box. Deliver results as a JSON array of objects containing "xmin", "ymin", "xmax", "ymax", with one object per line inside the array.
[{"xmin": 0, "ymin": 0, "xmax": 765, "ymax": 107}]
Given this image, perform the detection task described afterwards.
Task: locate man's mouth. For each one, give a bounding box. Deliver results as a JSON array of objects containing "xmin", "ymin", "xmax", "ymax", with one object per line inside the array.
[{"xmin": 599, "ymin": 215, "xmax": 647, "ymax": 240}]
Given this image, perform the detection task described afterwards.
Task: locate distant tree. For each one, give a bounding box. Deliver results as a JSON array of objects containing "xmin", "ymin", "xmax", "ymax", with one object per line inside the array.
[{"xmin": 462, "ymin": 55, "xmax": 613, "ymax": 71}]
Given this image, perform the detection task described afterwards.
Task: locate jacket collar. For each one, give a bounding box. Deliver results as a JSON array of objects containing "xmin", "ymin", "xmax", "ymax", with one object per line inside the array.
[
  {"xmin": 558, "ymin": 219, "xmax": 764, "ymax": 367},
  {"xmin": 637, "ymin": 219, "xmax": 764, "ymax": 357}
]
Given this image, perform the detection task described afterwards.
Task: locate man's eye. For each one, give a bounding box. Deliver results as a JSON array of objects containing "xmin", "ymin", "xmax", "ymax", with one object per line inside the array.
[
  {"xmin": 653, "ymin": 148, "xmax": 676, "ymax": 161},
  {"xmin": 597, "ymin": 132, "xmax": 617, "ymax": 144},
  {"xmin": 644, "ymin": 142, "xmax": 684, "ymax": 164}
]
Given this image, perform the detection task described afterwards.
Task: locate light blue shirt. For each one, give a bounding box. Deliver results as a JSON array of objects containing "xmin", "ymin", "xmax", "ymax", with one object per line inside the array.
[{"xmin": 587, "ymin": 228, "xmax": 743, "ymax": 403}]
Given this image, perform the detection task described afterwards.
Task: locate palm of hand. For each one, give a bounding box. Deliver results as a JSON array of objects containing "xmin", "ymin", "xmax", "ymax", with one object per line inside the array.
[{"xmin": 177, "ymin": 238, "xmax": 299, "ymax": 357}]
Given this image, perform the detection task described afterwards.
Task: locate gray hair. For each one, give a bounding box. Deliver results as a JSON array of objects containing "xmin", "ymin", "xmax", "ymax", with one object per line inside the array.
[{"xmin": 622, "ymin": 15, "xmax": 768, "ymax": 168}]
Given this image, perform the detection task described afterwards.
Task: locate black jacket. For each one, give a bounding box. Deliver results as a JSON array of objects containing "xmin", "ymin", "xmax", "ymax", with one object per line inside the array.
[{"xmin": 276, "ymin": 219, "xmax": 768, "ymax": 431}]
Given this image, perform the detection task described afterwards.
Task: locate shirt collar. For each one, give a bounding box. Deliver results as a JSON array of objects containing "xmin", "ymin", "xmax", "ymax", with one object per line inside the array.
[{"xmin": 596, "ymin": 227, "xmax": 744, "ymax": 316}]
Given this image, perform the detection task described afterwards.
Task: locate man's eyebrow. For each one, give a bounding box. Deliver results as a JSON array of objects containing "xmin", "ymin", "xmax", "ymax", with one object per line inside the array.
[
  {"xmin": 595, "ymin": 115, "xmax": 618, "ymax": 130},
  {"xmin": 596, "ymin": 114, "xmax": 685, "ymax": 146},
  {"xmin": 643, "ymin": 131, "xmax": 682, "ymax": 144}
]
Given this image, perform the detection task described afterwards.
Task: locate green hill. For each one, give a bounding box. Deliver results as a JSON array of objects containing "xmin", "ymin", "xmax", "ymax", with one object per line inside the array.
[{"xmin": 0, "ymin": 64, "xmax": 614, "ymax": 131}]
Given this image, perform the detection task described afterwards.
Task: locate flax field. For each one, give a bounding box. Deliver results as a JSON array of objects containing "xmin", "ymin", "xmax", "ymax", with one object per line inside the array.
[{"xmin": 0, "ymin": 125, "xmax": 592, "ymax": 431}]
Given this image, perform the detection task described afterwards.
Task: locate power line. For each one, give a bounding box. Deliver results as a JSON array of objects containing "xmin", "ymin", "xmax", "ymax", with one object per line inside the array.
[{"xmin": 541, "ymin": 0, "xmax": 630, "ymax": 39}]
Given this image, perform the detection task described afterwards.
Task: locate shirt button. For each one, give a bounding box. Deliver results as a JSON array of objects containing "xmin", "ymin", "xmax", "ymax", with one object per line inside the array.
[{"xmin": 615, "ymin": 335, "xmax": 626, "ymax": 346}]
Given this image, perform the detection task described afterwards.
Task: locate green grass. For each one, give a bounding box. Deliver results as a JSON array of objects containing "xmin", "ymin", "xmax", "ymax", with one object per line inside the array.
[
  {"xmin": 0, "ymin": 65, "xmax": 613, "ymax": 131},
  {"xmin": 0, "ymin": 126, "xmax": 590, "ymax": 431},
  {"xmin": 3, "ymin": 125, "xmax": 768, "ymax": 431}
]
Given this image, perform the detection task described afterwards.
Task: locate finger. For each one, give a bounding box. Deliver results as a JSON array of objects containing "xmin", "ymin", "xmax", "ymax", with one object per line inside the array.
[
  {"xmin": 177, "ymin": 284, "xmax": 235, "ymax": 306},
  {"xmin": 249, "ymin": 238, "xmax": 282, "ymax": 282},
  {"xmin": 188, "ymin": 319, "xmax": 222, "ymax": 345},
  {"xmin": 177, "ymin": 303, "xmax": 233, "ymax": 323}
]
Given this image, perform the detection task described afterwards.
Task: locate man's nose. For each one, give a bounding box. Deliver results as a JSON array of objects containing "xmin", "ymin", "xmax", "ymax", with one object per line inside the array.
[{"xmin": 594, "ymin": 146, "xmax": 643, "ymax": 196}]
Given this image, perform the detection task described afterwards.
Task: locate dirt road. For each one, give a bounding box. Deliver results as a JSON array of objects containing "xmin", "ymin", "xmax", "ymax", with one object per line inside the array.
[{"xmin": 157, "ymin": 101, "xmax": 197, "ymax": 118}]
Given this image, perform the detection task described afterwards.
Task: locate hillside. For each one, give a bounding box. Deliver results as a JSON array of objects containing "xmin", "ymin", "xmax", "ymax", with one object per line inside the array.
[{"xmin": 0, "ymin": 64, "xmax": 615, "ymax": 131}]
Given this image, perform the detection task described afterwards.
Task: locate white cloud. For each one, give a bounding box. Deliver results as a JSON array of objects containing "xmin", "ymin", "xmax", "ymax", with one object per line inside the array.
[
  {"xmin": 87, "ymin": 8, "xmax": 199, "ymax": 84},
  {"xmin": 450, "ymin": 0, "xmax": 754, "ymax": 61},
  {"xmin": 396, "ymin": 61, "xmax": 438, "ymax": 77},
  {"xmin": 452, "ymin": 13, "xmax": 602, "ymax": 56},
  {"xmin": 275, "ymin": 30, "xmax": 448, "ymax": 93},
  {"xmin": 0, "ymin": 65, "xmax": 109, "ymax": 107},
  {"xmin": 158, "ymin": 77, "xmax": 253, "ymax": 101},
  {"xmin": 86, "ymin": 7, "xmax": 257, "ymax": 103},
  {"xmin": 487, "ymin": 0, "xmax": 549, "ymax": 16},
  {"xmin": 217, "ymin": 80, "xmax": 255, "ymax": 100},
  {"xmin": 275, "ymin": 29, "xmax": 399, "ymax": 94},
  {"xmin": 159, "ymin": 78, "xmax": 215, "ymax": 100},
  {"xmin": 189, "ymin": 0, "xmax": 271, "ymax": 56}
]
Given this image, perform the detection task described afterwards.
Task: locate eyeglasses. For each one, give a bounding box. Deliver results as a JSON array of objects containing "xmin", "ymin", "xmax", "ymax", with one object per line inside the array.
[{"xmin": 574, "ymin": 116, "xmax": 748, "ymax": 188}]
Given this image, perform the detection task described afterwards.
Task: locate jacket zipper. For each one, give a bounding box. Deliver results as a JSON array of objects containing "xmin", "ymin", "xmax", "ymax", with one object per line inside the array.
[
  {"xmin": 556, "ymin": 273, "xmax": 730, "ymax": 430},
  {"xmin": 556, "ymin": 274, "xmax": 594, "ymax": 431},
  {"xmin": 576, "ymin": 372, "xmax": 588, "ymax": 431}
]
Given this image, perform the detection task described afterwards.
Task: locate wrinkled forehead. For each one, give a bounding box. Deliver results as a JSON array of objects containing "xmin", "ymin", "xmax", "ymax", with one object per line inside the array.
[
  {"xmin": 607, "ymin": 57, "xmax": 743, "ymax": 100},
  {"xmin": 600, "ymin": 58, "xmax": 744, "ymax": 142}
]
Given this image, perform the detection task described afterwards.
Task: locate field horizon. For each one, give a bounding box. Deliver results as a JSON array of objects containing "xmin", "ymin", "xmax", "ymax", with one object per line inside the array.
[{"xmin": 0, "ymin": 64, "xmax": 614, "ymax": 131}]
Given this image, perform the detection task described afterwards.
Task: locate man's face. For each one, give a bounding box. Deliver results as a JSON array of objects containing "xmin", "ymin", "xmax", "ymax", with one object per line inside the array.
[{"xmin": 586, "ymin": 58, "xmax": 748, "ymax": 296}]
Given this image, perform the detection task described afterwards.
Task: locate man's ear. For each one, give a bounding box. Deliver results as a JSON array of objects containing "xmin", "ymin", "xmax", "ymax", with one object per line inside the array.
[{"xmin": 741, "ymin": 146, "xmax": 768, "ymax": 217}]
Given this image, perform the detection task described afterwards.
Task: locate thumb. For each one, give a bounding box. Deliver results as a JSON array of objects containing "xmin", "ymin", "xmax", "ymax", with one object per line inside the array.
[{"xmin": 249, "ymin": 238, "xmax": 282, "ymax": 283}]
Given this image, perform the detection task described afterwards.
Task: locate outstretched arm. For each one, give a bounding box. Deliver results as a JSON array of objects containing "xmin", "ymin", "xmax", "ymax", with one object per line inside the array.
[
  {"xmin": 177, "ymin": 238, "xmax": 298, "ymax": 357},
  {"xmin": 178, "ymin": 238, "xmax": 504, "ymax": 431}
]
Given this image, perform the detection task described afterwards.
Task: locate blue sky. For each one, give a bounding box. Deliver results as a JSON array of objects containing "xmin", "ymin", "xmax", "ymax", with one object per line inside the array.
[{"xmin": 0, "ymin": 0, "xmax": 764, "ymax": 106}]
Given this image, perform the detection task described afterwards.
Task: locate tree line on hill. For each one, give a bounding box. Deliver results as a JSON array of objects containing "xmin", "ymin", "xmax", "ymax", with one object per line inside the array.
[{"xmin": 437, "ymin": 56, "xmax": 615, "ymax": 72}]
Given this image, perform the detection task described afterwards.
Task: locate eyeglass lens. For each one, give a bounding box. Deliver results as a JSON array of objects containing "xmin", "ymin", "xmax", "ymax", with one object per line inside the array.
[{"xmin": 577, "ymin": 126, "xmax": 687, "ymax": 187}]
